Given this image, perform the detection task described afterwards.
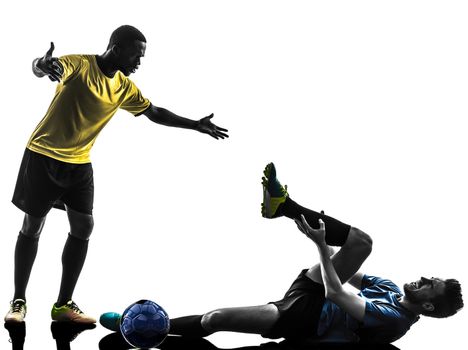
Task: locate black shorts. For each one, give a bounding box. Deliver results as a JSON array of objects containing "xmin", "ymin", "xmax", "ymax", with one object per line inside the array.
[
  {"xmin": 262, "ymin": 269, "xmax": 326, "ymax": 340},
  {"xmin": 12, "ymin": 148, "xmax": 94, "ymax": 217}
]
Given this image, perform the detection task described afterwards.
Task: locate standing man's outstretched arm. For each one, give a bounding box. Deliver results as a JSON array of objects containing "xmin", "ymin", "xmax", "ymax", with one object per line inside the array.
[
  {"xmin": 32, "ymin": 42, "xmax": 64, "ymax": 81},
  {"xmin": 296, "ymin": 215, "xmax": 366, "ymax": 322},
  {"xmin": 143, "ymin": 105, "xmax": 229, "ymax": 140}
]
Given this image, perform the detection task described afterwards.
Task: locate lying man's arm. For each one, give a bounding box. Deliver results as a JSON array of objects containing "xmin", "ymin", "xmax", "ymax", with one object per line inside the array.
[
  {"xmin": 316, "ymin": 245, "xmax": 365, "ymax": 290},
  {"xmin": 347, "ymin": 271, "xmax": 365, "ymax": 290},
  {"xmin": 296, "ymin": 215, "xmax": 366, "ymax": 322}
]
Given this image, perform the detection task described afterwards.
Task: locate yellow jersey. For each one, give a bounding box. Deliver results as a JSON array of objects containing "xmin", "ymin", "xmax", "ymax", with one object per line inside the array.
[{"xmin": 27, "ymin": 54, "xmax": 151, "ymax": 164}]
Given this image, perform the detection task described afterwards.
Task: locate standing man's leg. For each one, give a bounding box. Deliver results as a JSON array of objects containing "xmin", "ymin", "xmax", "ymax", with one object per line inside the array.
[
  {"xmin": 7, "ymin": 149, "xmax": 61, "ymax": 322},
  {"xmin": 51, "ymin": 206, "xmax": 96, "ymax": 323},
  {"xmin": 5, "ymin": 214, "xmax": 47, "ymax": 322},
  {"xmin": 57, "ymin": 206, "xmax": 94, "ymax": 306},
  {"xmin": 50, "ymin": 159, "xmax": 96, "ymax": 323},
  {"xmin": 14, "ymin": 215, "xmax": 46, "ymax": 301}
]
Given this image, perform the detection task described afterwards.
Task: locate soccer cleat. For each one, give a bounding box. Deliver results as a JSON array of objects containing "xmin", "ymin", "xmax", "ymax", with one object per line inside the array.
[
  {"xmin": 51, "ymin": 300, "xmax": 96, "ymax": 324},
  {"xmin": 4, "ymin": 299, "xmax": 27, "ymax": 323},
  {"xmin": 99, "ymin": 312, "xmax": 122, "ymax": 332},
  {"xmin": 261, "ymin": 162, "xmax": 288, "ymax": 218}
]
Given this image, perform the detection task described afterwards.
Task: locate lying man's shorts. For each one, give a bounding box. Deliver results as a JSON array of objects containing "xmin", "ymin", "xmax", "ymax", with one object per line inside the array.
[{"xmin": 262, "ymin": 269, "xmax": 326, "ymax": 340}]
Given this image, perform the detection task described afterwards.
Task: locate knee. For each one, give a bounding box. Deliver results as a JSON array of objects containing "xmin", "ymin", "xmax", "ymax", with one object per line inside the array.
[
  {"xmin": 201, "ymin": 310, "xmax": 224, "ymax": 332},
  {"xmin": 70, "ymin": 216, "xmax": 94, "ymax": 241},
  {"xmin": 21, "ymin": 215, "xmax": 46, "ymax": 239},
  {"xmin": 19, "ymin": 230, "xmax": 41, "ymax": 241},
  {"xmin": 20, "ymin": 227, "xmax": 42, "ymax": 239},
  {"xmin": 347, "ymin": 227, "xmax": 373, "ymax": 254}
]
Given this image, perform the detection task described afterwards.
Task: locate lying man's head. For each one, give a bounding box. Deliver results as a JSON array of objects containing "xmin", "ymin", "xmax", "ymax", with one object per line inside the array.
[{"xmin": 404, "ymin": 277, "xmax": 463, "ymax": 318}]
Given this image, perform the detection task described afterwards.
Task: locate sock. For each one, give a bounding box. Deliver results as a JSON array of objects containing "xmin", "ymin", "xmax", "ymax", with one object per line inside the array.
[
  {"xmin": 169, "ymin": 315, "xmax": 210, "ymax": 337},
  {"xmin": 280, "ymin": 197, "xmax": 351, "ymax": 246},
  {"xmin": 56, "ymin": 234, "xmax": 89, "ymax": 306},
  {"xmin": 13, "ymin": 233, "xmax": 39, "ymax": 301}
]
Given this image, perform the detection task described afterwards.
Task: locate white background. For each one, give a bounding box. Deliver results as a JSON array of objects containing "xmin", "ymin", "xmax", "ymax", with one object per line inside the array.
[{"xmin": 1, "ymin": 0, "xmax": 467, "ymax": 348}]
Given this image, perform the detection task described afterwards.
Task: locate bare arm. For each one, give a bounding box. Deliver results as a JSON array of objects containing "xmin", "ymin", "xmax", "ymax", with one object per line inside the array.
[
  {"xmin": 143, "ymin": 105, "xmax": 228, "ymax": 140},
  {"xmin": 347, "ymin": 271, "xmax": 365, "ymax": 290},
  {"xmin": 307, "ymin": 245, "xmax": 365, "ymax": 290},
  {"xmin": 296, "ymin": 215, "xmax": 366, "ymax": 322},
  {"xmin": 32, "ymin": 42, "xmax": 63, "ymax": 82}
]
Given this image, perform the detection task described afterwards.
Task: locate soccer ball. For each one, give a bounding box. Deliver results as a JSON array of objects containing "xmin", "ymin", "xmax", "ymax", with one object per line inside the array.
[{"xmin": 120, "ymin": 299, "xmax": 170, "ymax": 348}]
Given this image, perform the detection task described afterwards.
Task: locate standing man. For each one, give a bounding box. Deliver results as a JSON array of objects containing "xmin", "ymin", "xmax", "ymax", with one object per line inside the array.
[{"xmin": 5, "ymin": 25, "xmax": 228, "ymax": 324}]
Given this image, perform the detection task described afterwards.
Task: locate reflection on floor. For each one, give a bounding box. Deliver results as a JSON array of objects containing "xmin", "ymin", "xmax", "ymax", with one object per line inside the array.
[
  {"xmin": 4, "ymin": 322, "xmax": 25, "ymax": 350},
  {"xmin": 4, "ymin": 323, "xmax": 401, "ymax": 350},
  {"xmin": 99, "ymin": 333, "xmax": 401, "ymax": 350},
  {"xmin": 4, "ymin": 322, "xmax": 95, "ymax": 350},
  {"xmin": 51, "ymin": 322, "xmax": 96, "ymax": 350}
]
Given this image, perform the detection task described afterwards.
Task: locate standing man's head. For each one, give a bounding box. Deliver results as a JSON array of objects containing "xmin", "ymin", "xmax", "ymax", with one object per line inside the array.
[
  {"xmin": 403, "ymin": 277, "xmax": 463, "ymax": 318},
  {"xmin": 107, "ymin": 25, "xmax": 146, "ymax": 76}
]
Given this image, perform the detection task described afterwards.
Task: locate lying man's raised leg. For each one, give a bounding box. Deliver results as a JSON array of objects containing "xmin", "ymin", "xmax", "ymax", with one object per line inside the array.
[
  {"xmin": 262, "ymin": 163, "xmax": 351, "ymax": 246},
  {"xmin": 262, "ymin": 162, "xmax": 372, "ymax": 284}
]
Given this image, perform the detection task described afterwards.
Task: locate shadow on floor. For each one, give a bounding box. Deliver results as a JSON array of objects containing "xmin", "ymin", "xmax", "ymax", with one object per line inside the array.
[{"xmin": 99, "ymin": 333, "xmax": 401, "ymax": 350}]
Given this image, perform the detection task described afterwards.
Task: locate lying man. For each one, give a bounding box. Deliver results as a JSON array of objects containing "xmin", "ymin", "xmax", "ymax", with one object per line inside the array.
[{"xmin": 168, "ymin": 163, "xmax": 463, "ymax": 343}]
